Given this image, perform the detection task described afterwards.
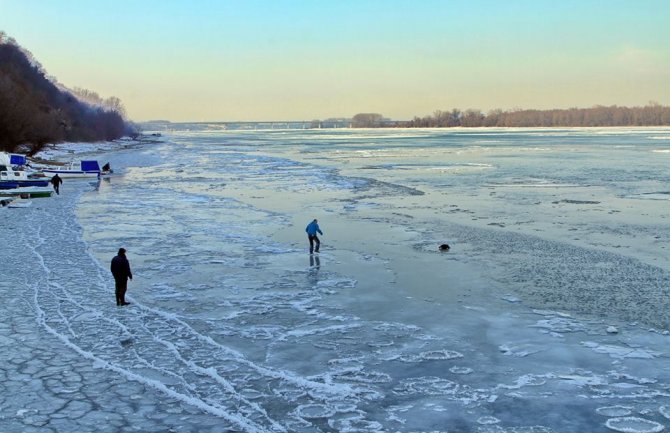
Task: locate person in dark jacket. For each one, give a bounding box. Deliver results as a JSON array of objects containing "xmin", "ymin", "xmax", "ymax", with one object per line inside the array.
[
  {"xmin": 305, "ymin": 219, "xmax": 323, "ymax": 254},
  {"xmin": 50, "ymin": 174, "xmax": 63, "ymax": 195},
  {"xmin": 111, "ymin": 248, "xmax": 133, "ymax": 306}
]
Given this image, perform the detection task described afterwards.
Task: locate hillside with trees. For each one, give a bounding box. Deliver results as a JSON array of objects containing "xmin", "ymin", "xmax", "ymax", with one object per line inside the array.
[{"xmin": 0, "ymin": 32, "xmax": 136, "ymax": 154}]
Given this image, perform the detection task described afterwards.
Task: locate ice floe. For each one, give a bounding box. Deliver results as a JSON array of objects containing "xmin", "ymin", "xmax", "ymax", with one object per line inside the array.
[
  {"xmin": 581, "ymin": 342, "xmax": 661, "ymax": 359},
  {"xmin": 597, "ymin": 405, "xmax": 634, "ymax": 417},
  {"xmin": 450, "ymin": 366, "xmax": 474, "ymax": 375},
  {"xmin": 604, "ymin": 417, "xmax": 665, "ymax": 433},
  {"xmin": 393, "ymin": 376, "xmax": 494, "ymax": 404},
  {"xmin": 499, "ymin": 343, "xmax": 543, "ymax": 357}
]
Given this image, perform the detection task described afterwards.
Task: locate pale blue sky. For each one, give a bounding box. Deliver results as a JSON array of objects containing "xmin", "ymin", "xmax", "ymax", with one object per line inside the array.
[{"xmin": 2, "ymin": 0, "xmax": 669, "ymax": 121}]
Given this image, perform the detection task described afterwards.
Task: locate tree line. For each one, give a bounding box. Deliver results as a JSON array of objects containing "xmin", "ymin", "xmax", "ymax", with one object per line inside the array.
[
  {"xmin": 0, "ymin": 32, "xmax": 136, "ymax": 154},
  {"xmin": 353, "ymin": 104, "xmax": 670, "ymax": 129}
]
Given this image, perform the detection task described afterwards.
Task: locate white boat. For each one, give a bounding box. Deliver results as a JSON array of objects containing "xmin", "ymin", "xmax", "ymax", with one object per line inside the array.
[
  {"xmin": 0, "ymin": 152, "xmax": 50, "ymax": 187},
  {"xmin": 42, "ymin": 160, "xmax": 112, "ymax": 179},
  {"xmin": 0, "ymin": 167, "xmax": 50, "ymax": 187},
  {"xmin": 0, "ymin": 186, "xmax": 54, "ymax": 198}
]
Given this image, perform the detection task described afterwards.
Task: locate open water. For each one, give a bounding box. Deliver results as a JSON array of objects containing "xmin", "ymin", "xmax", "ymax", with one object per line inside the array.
[{"xmin": 2, "ymin": 127, "xmax": 670, "ymax": 432}]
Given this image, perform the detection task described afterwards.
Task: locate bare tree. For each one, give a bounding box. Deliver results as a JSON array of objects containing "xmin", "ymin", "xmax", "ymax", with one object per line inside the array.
[{"xmin": 352, "ymin": 113, "xmax": 383, "ymax": 128}]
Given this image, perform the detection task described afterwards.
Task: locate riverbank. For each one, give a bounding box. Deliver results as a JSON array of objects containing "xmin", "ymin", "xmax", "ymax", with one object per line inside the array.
[{"xmin": 1, "ymin": 182, "xmax": 239, "ymax": 432}]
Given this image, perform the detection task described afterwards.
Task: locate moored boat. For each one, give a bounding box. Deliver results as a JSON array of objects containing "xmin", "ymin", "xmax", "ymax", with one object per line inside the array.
[
  {"xmin": 0, "ymin": 186, "xmax": 54, "ymax": 198},
  {"xmin": 0, "ymin": 169, "xmax": 50, "ymax": 187},
  {"xmin": 42, "ymin": 160, "xmax": 112, "ymax": 179},
  {"xmin": 0, "ymin": 152, "xmax": 50, "ymax": 187},
  {"xmin": 0, "ymin": 151, "xmax": 27, "ymax": 166}
]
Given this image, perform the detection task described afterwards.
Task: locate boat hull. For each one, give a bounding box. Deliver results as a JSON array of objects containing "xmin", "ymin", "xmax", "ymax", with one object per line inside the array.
[
  {"xmin": 42, "ymin": 169, "xmax": 100, "ymax": 179},
  {"xmin": 0, "ymin": 186, "xmax": 53, "ymax": 198},
  {"xmin": 17, "ymin": 180, "xmax": 49, "ymax": 187},
  {"xmin": 0, "ymin": 182, "xmax": 20, "ymax": 190}
]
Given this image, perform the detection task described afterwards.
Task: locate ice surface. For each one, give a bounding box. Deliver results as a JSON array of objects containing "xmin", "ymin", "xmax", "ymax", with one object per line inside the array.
[{"xmin": 3, "ymin": 128, "xmax": 670, "ymax": 432}]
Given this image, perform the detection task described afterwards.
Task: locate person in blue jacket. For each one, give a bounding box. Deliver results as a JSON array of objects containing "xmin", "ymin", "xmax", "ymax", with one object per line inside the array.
[{"xmin": 305, "ymin": 219, "xmax": 323, "ymax": 254}]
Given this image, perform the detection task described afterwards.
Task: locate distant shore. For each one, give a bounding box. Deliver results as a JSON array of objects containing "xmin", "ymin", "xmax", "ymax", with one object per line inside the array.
[{"xmin": 141, "ymin": 121, "xmax": 670, "ymax": 134}]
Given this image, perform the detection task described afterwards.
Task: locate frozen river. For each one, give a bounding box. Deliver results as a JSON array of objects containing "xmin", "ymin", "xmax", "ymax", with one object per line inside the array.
[{"xmin": 1, "ymin": 127, "xmax": 670, "ymax": 432}]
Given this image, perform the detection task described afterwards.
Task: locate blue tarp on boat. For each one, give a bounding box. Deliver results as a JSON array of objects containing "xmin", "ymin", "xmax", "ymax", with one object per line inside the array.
[
  {"xmin": 80, "ymin": 160, "xmax": 101, "ymax": 172},
  {"xmin": 9, "ymin": 154, "xmax": 27, "ymax": 165}
]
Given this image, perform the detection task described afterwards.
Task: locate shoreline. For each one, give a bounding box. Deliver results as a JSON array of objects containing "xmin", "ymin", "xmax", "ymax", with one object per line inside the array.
[{"xmin": 2, "ymin": 179, "xmax": 219, "ymax": 431}]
